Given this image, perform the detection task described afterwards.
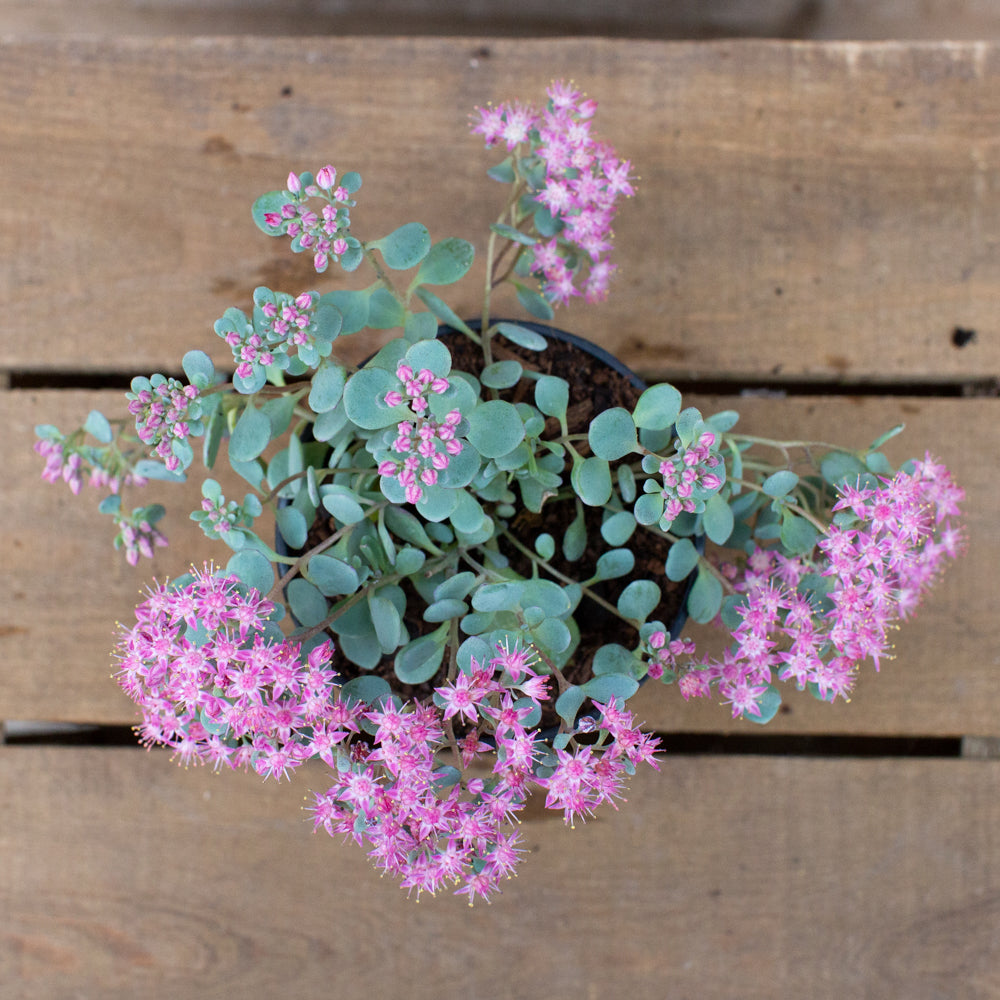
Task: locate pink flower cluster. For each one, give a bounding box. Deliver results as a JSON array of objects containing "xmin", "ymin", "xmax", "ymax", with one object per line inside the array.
[
  {"xmin": 126, "ymin": 377, "xmax": 200, "ymax": 472},
  {"xmin": 261, "ymin": 167, "xmax": 354, "ymax": 273},
  {"xmin": 472, "ymin": 80, "xmax": 635, "ymax": 304},
  {"xmin": 679, "ymin": 456, "xmax": 965, "ymax": 718},
  {"xmin": 114, "ymin": 564, "xmax": 344, "ymax": 780},
  {"xmin": 377, "ymin": 363, "xmax": 463, "ymax": 504},
  {"xmin": 116, "ymin": 581, "xmax": 661, "ymax": 902},
  {"xmin": 34, "ymin": 436, "xmax": 146, "ymax": 495},
  {"xmin": 657, "ymin": 430, "xmax": 725, "ymax": 526}
]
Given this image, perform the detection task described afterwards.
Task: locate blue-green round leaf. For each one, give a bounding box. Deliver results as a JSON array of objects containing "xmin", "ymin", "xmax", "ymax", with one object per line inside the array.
[
  {"xmin": 413, "ymin": 237, "xmax": 474, "ymax": 285},
  {"xmin": 308, "ymin": 554, "xmax": 360, "ymax": 596},
  {"xmin": 182, "ymin": 350, "xmax": 216, "ymax": 390},
  {"xmin": 342, "ymin": 367, "xmax": 403, "ymax": 429},
  {"xmin": 466, "ymin": 400, "xmax": 525, "ymax": 458},
  {"xmin": 84, "ymin": 409, "xmax": 113, "ymax": 444},
  {"xmin": 374, "ymin": 222, "xmax": 431, "ymax": 270},
  {"xmin": 562, "ymin": 505, "xmax": 586, "ymax": 561},
  {"xmin": 592, "ymin": 643, "xmax": 641, "ymax": 678},
  {"xmin": 404, "ymin": 337, "xmax": 451, "ymax": 375},
  {"xmin": 634, "ymin": 492, "xmax": 665, "ymax": 526},
  {"xmin": 530, "ymin": 617, "xmax": 572, "ymax": 654},
  {"xmin": 780, "ymin": 509, "xmax": 819, "ymax": 555},
  {"xmin": 687, "ymin": 566, "xmax": 724, "ymax": 624},
  {"xmin": 572, "ymin": 456, "xmax": 612, "ymax": 506},
  {"xmin": 534, "ymin": 532, "xmax": 556, "ymax": 560},
  {"xmin": 617, "ymin": 580, "xmax": 661, "ymax": 623},
  {"xmin": 534, "ymin": 376, "xmax": 569, "ymax": 418},
  {"xmin": 276, "ymin": 505, "xmax": 307, "ymax": 549},
  {"xmin": 312, "ymin": 303, "xmax": 343, "ymax": 343},
  {"xmin": 368, "ymin": 594, "xmax": 401, "ymax": 651},
  {"xmin": 762, "ymin": 470, "xmax": 799, "ymax": 498},
  {"xmin": 340, "ymin": 675, "xmax": 392, "ymax": 708},
  {"xmin": 415, "ymin": 484, "xmax": 459, "ymax": 523},
  {"xmin": 471, "ymin": 581, "xmax": 523, "ymax": 613},
  {"xmin": 522, "ymin": 606, "xmax": 546, "ymax": 628},
  {"xmin": 820, "ymin": 451, "xmax": 868, "ymax": 487},
  {"xmin": 593, "ymin": 548, "xmax": 634, "ymax": 581},
  {"xmin": 582, "ymin": 673, "xmax": 640, "ymax": 703},
  {"xmin": 448, "ymin": 489, "xmax": 486, "ymax": 533},
  {"xmin": 555, "ymin": 685, "xmax": 586, "ymax": 727},
  {"xmin": 520, "ymin": 579, "xmax": 571, "ymax": 617},
  {"xmin": 495, "ymin": 322, "xmax": 548, "ymax": 351},
  {"xmin": 338, "ymin": 632, "xmax": 382, "ymax": 669},
  {"xmin": 433, "ymin": 571, "xmax": 477, "ymax": 602},
  {"xmin": 480, "ymin": 360, "xmax": 524, "ymax": 389},
  {"xmin": 367, "ymin": 288, "xmax": 406, "ymax": 330},
  {"xmin": 703, "ymin": 493, "xmax": 735, "ymax": 545},
  {"xmin": 229, "ymin": 404, "xmax": 271, "ymax": 462},
  {"xmin": 321, "ymin": 289, "xmax": 369, "ymax": 335},
  {"xmin": 394, "ymin": 628, "xmax": 448, "ymax": 685},
  {"xmin": 423, "ymin": 598, "xmax": 468, "ymax": 623},
  {"xmin": 309, "ymin": 361, "xmax": 347, "ymax": 413},
  {"xmin": 665, "ymin": 537, "xmax": 700, "ymax": 581},
  {"xmin": 321, "ymin": 487, "xmax": 365, "ymax": 525},
  {"xmin": 588, "ymin": 408, "xmax": 638, "ymax": 461},
  {"xmin": 633, "ymin": 383, "xmax": 682, "ymax": 431},
  {"xmin": 404, "ymin": 311, "xmax": 438, "ymax": 343},
  {"xmin": 516, "ymin": 284, "xmax": 555, "ymax": 321},
  {"xmin": 600, "ymin": 510, "xmax": 636, "ymax": 547},
  {"xmin": 393, "ymin": 547, "xmax": 426, "ymax": 577},
  {"xmin": 287, "ymin": 578, "xmax": 329, "ymax": 627}
]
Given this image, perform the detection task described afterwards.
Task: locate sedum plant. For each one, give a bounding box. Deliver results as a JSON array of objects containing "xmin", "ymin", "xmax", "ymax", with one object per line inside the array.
[{"xmin": 36, "ymin": 81, "xmax": 965, "ymax": 902}]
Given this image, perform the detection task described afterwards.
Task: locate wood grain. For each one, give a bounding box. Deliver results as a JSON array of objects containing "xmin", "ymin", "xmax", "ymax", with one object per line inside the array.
[
  {"xmin": 3, "ymin": 0, "xmax": 1000, "ymax": 42},
  {"xmin": 1, "ymin": 37, "xmax": 999, "ymax": 381},
  {"xmin": 2, "ymin": 747, "xmax": 999, "ymax": 999},
  {"xmin": 5, "ymin": 388, "xmax": 994, "ymax": 735},
  {"xmin": 3, "ymin": 37, "xmax": 999, "ymax": 999}
]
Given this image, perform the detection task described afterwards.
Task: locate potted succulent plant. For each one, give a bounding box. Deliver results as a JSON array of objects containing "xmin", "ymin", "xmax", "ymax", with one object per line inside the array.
[{"xmin": 35, "ymin": 81, "xmax": 965, "ymax": 903}]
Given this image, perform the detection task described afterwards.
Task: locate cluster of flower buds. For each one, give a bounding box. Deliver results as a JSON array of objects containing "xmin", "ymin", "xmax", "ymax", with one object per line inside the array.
[
  {"xmin": 113, "ymin": 506, "xmax": 168, "ymax": 566},
  {"xmin": 190, "ymin": 481, "xmax": 262, "ymax": 544},
  {"xmin": 126, "ymin": 375, "xmax": 201, "ymax": 473},
  {"xmin": 34, "ymin": 433, "xmax": 146, "ymax": 496},
  {"xmin": 654, "ymin": 430, "xmax": 725, "ymax": 527},
  {"xmin": 377, "ymin": 363, "xmax": 463, "ymax": 504},
  {"xmin": 642, "ymin": 628, "xmax": 698, "ymax": 681},
  {"xmin": 261, "ymin": 166, "xmax": 357, "ymax": 273}
]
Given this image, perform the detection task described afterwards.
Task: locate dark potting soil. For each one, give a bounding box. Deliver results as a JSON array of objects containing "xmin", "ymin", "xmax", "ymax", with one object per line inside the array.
[{"xmin": 305, "ymin": 327, "xmax": 686, "ymax": 717}]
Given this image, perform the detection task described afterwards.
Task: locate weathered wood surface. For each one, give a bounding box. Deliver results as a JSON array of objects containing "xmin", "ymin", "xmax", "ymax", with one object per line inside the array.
[
  {"xmin": 5, "ymin": 388, "xmax": 993, "ymax": 735},
  {"xmin": 3, "ymin": 0, "xmax": 1000, "ymax": 41},
  {"xmin": 1, "ymin": 37, "xmax": 999, "ymax": 383},
  {"xmin": 3, "ymin": 748, "xmax": 999, "ymax": 999},
  {"xmin": 3, "ymin": 36, "xmax": 999, "ymax": 1000}
]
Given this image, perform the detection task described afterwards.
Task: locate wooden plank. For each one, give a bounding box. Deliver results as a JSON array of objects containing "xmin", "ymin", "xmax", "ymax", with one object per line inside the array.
[
  {"xmin": 4, "ymin": 388, "xmax": 993, "ymax": 735},
  {"xmin": 0, "ymin": 0, "xmax": 812, "ymax": 38},
  {"xmin": 3, "ymin": 1, "xmax": 1000, "ymax": 42},
  {"xmin": 1, "ymin": 38, "xmax": 999, "ymax": 381},
  {"xmin": 2, "ymin": 747, "xmax": 999, "ymax": 998}
]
